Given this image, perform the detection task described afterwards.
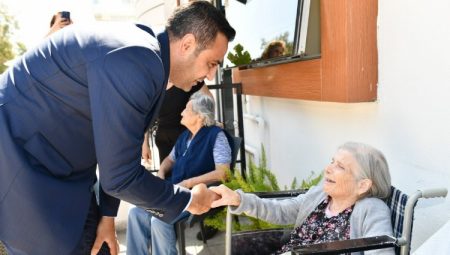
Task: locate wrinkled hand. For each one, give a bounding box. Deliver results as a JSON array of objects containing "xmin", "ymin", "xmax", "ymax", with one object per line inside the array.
[
  {"xmin": 187, "ymin": 183, "xmax": 221, "ymax": 215},
  {"xmin": 209, "ymin": 184, "xmax": 241, "ymax": 208},
  {"xmin": 91, "ymin": 216, "xmax": 119, "ymax": 255}
]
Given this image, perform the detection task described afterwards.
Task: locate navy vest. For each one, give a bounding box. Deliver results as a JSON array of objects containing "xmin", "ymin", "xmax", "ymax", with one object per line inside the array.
[{"xmin": 169, "ymin": 126, "xmax": 231, "ymax": 184}]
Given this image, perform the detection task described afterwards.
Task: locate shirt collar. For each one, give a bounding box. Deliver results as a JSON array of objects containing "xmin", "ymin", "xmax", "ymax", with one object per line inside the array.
[{"xmin": 155, "ymin": 29, "xmax": 170, "ymax": 85}]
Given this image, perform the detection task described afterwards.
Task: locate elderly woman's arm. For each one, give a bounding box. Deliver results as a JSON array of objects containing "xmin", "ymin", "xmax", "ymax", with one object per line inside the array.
[
  {"xmin": 157, "ymin": 156, "xmax": 174, "ymax": 179},
  {"xmin": 177, "ymin": 164, "xmax": 228, "ymax": 189},
  {"xmin": 212, "ymin": 185, "xmax": 325, "ymax": 226}
]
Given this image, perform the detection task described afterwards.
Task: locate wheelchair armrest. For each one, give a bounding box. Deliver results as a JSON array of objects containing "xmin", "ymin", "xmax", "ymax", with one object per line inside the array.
[
  {"xmin": 291, "ymin": 235, "xmax": 397, "ymax": 255},
  {"xmin": 252, "ymin": 189, "xmax": 307, "ymax": 199}
]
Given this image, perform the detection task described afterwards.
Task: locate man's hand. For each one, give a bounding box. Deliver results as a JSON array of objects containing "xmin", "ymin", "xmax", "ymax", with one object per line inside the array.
[
  {"xmin": 91, "ymin": 216, "xmax": 119, "ymax": 255},
  {"xmin": 187, "ymin": 183, "xmax": 221, "ymax": 215}
]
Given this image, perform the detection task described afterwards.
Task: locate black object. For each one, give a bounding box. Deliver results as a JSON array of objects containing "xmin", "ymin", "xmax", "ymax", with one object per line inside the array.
[
  {"xmin": 231, "ymin": 228, "xmax": 289, "ymax": 255},
  {"xmin": 291, "ymin": 235, "xmax": 397, "ymax": 255},
  {"xmin": 61, "ymin": 11, "xmax": 70, "ymax": 20},
  {"xmin": 229, "ymin": 191, "xmax": 306, "ymax": 255},
  {"xmin": 252, "ymin": 190, "xmax": 307, "ymax": 199},
  {"xmin": 196, "ymin": 225, "xmax": 219, "ymax": 241}
]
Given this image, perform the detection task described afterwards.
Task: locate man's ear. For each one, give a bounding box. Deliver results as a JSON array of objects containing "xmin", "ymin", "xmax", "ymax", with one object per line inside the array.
[
  {"xmin": 358, "ymin": 179, "xmax": 373, "ymax": 196},
  {"xmin": 179, "ymin": 33, "xmax": 197, "ymax": 56}
]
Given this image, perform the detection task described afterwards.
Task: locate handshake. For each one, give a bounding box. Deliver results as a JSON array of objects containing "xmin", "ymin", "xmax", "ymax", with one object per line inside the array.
[{"xmin": 186, "ymin": 184, "xmax": 241, "ymax": 215}]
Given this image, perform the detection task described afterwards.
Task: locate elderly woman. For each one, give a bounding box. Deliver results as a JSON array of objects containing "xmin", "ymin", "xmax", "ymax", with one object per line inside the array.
[
  {"xmin": 211, "ymin": 142, "xmax": 394, "ymax": 255},
  {"xmin": 126, "ymin": 91, "xmax": 232, "ymax": 255}
]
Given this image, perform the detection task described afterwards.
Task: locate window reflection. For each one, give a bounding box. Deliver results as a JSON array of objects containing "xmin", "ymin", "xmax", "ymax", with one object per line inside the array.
[{"xmin": 224, "ymin": 0, "xmax": 298, "ymax": 67}]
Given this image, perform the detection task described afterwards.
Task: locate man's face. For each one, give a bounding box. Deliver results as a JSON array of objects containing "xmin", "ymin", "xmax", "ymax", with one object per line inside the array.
[{"xmin": 170, "ymin": 33, "xmax": 228, "ymax": 91}]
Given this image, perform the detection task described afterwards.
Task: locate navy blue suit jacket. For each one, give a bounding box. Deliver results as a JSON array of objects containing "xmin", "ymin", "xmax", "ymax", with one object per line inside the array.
[{"xmin": 0, "ymin": 23, "xmax": 190, "ymax": 254}]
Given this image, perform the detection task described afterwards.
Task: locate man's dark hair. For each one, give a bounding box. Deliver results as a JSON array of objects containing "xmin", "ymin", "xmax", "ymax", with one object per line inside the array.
[{"xmin": 167, "ymin": 1, "xmax": 236, "ymax": 51}]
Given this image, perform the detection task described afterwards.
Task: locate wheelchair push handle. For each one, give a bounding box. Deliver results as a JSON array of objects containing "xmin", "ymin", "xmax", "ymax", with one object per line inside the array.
[{"xmin": 420, "ymin": 188, "xmax": 448, "ymax": 199}]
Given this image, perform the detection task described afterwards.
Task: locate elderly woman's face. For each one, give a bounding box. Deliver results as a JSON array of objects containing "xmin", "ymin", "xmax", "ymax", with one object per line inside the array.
[
  {"xmin": 180, "ymin": 101, "xmax": 202, "ymax": 128},
  {"xmin": 323, "ymin": 149, "xmax": 364, "ymax": 200}
]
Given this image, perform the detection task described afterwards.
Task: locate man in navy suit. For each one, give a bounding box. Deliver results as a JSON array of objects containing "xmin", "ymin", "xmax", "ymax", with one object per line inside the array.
[{"xmin": 0, "ymin": 1, "xmax": 235, "ymax": 254}]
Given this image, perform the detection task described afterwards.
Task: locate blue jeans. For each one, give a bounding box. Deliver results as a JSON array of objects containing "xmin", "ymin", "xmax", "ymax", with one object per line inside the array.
[{"xmin": 126, "ymin": 207, "xmax": 189, "ymax": 255}]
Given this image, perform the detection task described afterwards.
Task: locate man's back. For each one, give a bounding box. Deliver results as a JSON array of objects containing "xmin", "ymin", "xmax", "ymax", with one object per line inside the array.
[{"xmin": 0, "ymin": 22, "xmax": 165, "ymax": 180}]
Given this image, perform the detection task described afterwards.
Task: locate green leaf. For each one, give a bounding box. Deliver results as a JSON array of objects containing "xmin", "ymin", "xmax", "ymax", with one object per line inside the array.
[{"xmin": 226, "ymin": 43, "xmax": 252, "ymax": 66}]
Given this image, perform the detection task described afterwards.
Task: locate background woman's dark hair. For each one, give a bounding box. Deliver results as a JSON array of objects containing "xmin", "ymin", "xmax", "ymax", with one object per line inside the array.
[
  {"xmin": 166, "ymin": 1, "xmax": 236, "ymax": 52},
  {"xmin": 50, "ymin": 14, "xmax": 56, "ymax": 27},
  {"xmin": 261, "ymin": 40, "xmax": 286, "ymax": 60}
]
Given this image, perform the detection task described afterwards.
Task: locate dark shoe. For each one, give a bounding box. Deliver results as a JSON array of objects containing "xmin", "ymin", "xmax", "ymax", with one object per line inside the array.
[{"xmin": 196, "ymin": 225, "xmax": 218, "ymax": 241}]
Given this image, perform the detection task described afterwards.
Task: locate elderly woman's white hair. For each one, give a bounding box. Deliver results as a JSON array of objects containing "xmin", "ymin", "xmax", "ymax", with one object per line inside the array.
[
  {"xmin": 189, "ymin": 91, "xmax": 216, "ymax": 126},
  {"xmin": 339, "ymin": 142, "xmax": 391, "ymax": 200}
]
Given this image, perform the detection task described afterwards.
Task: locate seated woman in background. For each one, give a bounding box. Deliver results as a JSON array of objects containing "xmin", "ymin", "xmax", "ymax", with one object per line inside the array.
[
  {"xmin": 126, "ymin": 91, "xmax": 232, "ymax": 255},
  {"xmin": 211, "ymin": 142, "xmax": 394, "ymax": 255},
  {"xmin": 260, "ymin": 40, "xmax": 286, "ymax": 60}
]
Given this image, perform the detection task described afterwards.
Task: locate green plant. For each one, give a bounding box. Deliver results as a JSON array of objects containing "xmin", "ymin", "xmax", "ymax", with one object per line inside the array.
[
  {"xmin": 0, "ymin": 4, "xmax": 26, "ymax": 73},
  {"xmin": 226, "ymin": 43, "xmax": 252, "ymax": 66},
  {"xmin": 288, "ymin": 171, "xmax": 323, "ymax": 190},
  {"xmin": 204, "ymin": 145, "xmax": 323, "ymax": 231}
]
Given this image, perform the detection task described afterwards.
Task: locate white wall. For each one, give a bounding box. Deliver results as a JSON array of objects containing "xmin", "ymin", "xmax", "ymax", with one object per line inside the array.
[
  {"xmin": 239, "ymin": 0, "xmax": 450, "ymax": 251},
  {"xmin": 135, "ymin": 0, "xmax": 176, "ymax": 27}
]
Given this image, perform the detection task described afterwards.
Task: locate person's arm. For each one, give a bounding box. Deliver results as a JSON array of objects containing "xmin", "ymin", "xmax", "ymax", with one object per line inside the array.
[
  {"xmin": 88, "ymin": 46, "xmax": 192, "ymax": 222},
  {"xmin": 211, "ymin": 186, "xmax": 303, "ymax": 225},
  {"xmin": 46, "ymin": 12, "xmax": 73, "ymax": 37},
  {"xmin": 211, "ymin": 185, "xmax": 326, "ymax": 225},
  {"xmin": 158, "ymin": 155, "xmax": 175, "ymax": 179},
  {"xmin": 177, "ymin": 163, "xmax": 228, "ymax": 189}
]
